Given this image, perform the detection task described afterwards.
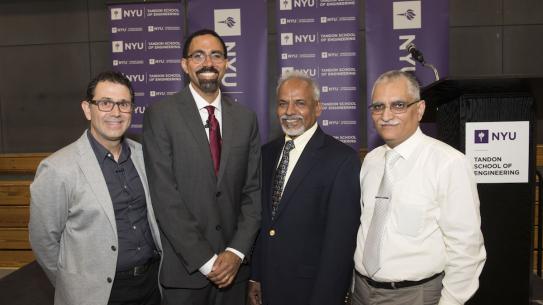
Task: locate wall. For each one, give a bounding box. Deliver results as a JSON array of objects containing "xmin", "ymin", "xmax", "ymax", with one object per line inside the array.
[{"xmin": 0, "ymin": 0, "xmax": 542, "ymax": 152}]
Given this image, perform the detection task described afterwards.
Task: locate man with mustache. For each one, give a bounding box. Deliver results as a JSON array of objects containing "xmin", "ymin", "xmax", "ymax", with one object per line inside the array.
[
  {"xmin": 248, "ymin": 71, "xmax": 361, "ymax": 305},
  {"xmin": 29, "ymin": 71, "xmax": 162, "ymax": 305},
  {"xmin": 142, "ymin": 29, "xmax": 261, "ymax": 305},
  {"xmin": 352, "ymin": 70, "xmax": 486, "ymax": 305}
]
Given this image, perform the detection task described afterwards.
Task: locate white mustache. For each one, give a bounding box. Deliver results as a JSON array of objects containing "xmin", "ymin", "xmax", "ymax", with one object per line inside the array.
[
  {"xmin": 280, "ymin": 114, "xmax": 303, "ymax": 121},
  {"xmin": 379, "ymin": 120, "xmax": 400, "ymax": 126}
]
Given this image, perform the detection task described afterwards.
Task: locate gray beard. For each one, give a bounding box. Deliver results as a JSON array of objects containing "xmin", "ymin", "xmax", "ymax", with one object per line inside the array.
[{"xmin": 198, "ymin": 79, "xmax": 220, "ymax": 93}]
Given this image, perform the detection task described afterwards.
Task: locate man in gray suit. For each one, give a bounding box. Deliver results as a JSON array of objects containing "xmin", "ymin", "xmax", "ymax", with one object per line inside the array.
[
  {"xmin": 143, "ymin": 29, "xmax": 261, "ymax": 305},
  {"xmin": 29, "ymin": 71, "xmax": 163, "ymax": 305}
]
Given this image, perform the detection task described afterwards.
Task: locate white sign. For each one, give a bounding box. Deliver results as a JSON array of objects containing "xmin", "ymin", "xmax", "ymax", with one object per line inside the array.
[{"xmin": 465, "ymin": 121, "xmax": 529, "ymax": 183}]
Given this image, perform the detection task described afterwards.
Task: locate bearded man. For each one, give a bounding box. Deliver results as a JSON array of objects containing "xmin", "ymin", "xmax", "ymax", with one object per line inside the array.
[{"xmin": 142, "ymin": 29, "xmax": 262, "ymax": 305}]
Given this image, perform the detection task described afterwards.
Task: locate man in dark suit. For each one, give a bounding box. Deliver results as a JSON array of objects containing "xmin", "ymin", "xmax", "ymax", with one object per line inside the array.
[
  {"xmin": 248, "ymin": 71, "xmax": 361, "ymax": 305},
  {"xmin": 142, "ymin": 29, "xmax": 261, "ymax": 305}
]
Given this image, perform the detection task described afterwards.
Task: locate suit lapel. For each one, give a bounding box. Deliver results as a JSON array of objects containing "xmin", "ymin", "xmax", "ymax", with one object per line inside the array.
[
  {"xmin": 175, "ymin": 88, "xmax": 216, "ymax": 180},
  {"xmin": 217, "ymin": 97, "xmax": 233, "ymax": 185},
  {"xmin": 75, "ymin": 132, "xmax": 118, "ymax": 236},
  {"xmin": 273, "ymin": 127, "xmax": 326, "ymax": 221}
]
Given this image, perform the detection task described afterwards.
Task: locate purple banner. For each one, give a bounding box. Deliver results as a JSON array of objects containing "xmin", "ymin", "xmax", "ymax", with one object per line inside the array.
[
  {"xmin": 276, "ymin": 0, "xmax": 361, "ymax": 150},
  {"xmin": 365, "ymin": 0, "xmax": 449, "ymax": 148},
  {"xmin": 187, "ymin": 0, "xmax": 269, "ymax": 142},
  {"xmin": 108, "ymin": 2, "xmax": 185, "ymax": 132}
]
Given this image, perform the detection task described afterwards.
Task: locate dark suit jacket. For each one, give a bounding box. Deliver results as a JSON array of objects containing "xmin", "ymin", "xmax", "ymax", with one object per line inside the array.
[
  {"xmin": 142, "ymin": 87, "xmax": 261, "ymax": 288},
  {"xmin": 251, "ymin": 127, "xmax": 361, "ymax": 305}
]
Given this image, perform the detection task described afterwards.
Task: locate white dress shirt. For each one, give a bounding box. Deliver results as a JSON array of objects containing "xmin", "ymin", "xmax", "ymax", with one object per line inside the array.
[
  {"xmin": 188, "ymin": 83, "xmax": 245, "ymax": 276},
  {"xmin": 355, "ymin": 128, "xmax": 486, "ymax": 305},
  {"xmin": 189, "ymin": 83, "xmax": 222, "ymax": 140},
  {"xmin": 278, "ymin": 122, "xmax": 318, "ymax": 192}
]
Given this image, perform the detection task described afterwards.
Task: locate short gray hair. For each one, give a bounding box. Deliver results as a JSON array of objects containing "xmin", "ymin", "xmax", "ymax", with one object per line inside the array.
[
  {"xmin": 276, "ymin": 70, "xmax": 320, "ymax": 101},
  {"xmin": 371, "ymin": 70, "xmax": 421, "ymax": 102}
]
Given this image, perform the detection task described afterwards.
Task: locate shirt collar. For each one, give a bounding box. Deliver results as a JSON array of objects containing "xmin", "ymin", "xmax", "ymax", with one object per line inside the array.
[
  {"xmin": 87, "ymin": 130, "xmax": 131, "ymax": 164},
  {"xmin": 189, "ymin": 83, "xmax": 222, "ymax": 113},
  {"xmin": 385, "ymin": 127, "xmax": 424, "ymax": 161},
  {"xmin": 285, "ymin": 122, "xmax": 318, "ymax": 152}
]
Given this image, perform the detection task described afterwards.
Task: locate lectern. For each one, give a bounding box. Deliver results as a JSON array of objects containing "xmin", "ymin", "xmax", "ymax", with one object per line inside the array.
[{"xmin": 421, "ymin": 77, "xmax": 542, "ymax": 305}]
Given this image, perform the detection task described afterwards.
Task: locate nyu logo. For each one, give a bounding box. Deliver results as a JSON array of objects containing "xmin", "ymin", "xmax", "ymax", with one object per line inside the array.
[
  {"xmin": 280, "ymin": 33, "xmax": 316, "ymax": 45},
  {"xmin": 111, "ymin": 8, "xmax": 143, "ymax": 20},
  {"xmin": 219, "ymin": 17, "xmax": 236, "ymax": 28},
  {"xmin": 393, "ymin": 1, "xmax": 421, "ymax": 30},
  {"xmin": 474, "ymin": 130, "xmax": 489, "ymax": 144},
  {"xmin": 214, "ymin": 9, "xmax": 241, "ymax": 36},
  {"xmin": 280, "ymin": 0, "xmax": 315, "ymax": 10},
  {"xmin": 280, "ymin": 0, "xmax": 292, "ymax": 10},
  {"xmin": 398, "ymin": 9, "xmax": 416, "ymax": 20},
  {"xmin": 281, "ymin": 33, "xmax": 293, "ymax": 45},
  {"xmin": 475, "ymin": 129, "xmax": 518, "ymax": 144},
  {"xmin": 111, "ymin": 41, "xmax": 145, "ymax": 53},
  {"xmin": 299, "ymin": 68, "xmax": 317, "ymax": 77},
  {"xmin": 124, "ymin": 74, "xmax": 145, "ymax": 82},
  {"xmin": 110, "ymin": 8, "xmax": 122, "ymax": 20}
]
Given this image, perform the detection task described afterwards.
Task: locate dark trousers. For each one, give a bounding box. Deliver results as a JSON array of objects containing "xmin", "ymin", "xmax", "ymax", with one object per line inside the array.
[
  {"xmin": 162, "ymin": 280, "xmax": 247, "ymax": 305},
  {"xmin": 108, "ymin": 260, "xmax": 161, "ymax": 305}
]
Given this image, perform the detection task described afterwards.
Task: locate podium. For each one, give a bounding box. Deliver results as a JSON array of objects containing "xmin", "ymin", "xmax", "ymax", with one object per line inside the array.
[{"xmin": 421, "ymin": 77, "xmax": 541, "ymax": 305}]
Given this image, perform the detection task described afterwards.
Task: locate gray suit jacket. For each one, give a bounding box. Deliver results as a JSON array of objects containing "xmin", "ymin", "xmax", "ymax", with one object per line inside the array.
[
  {"xmin": 29, "ymin": 131, "xmax": 162, "ymax": 305},
  {"xmin": 142, "ymin": 87, "xmax": 261, "ymax": 288}
]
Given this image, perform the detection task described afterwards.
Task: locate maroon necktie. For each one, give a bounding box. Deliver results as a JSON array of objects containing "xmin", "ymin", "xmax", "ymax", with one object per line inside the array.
[{"xmin": 205, "ymin": 106, "xmax": 221, "ymax": 175}]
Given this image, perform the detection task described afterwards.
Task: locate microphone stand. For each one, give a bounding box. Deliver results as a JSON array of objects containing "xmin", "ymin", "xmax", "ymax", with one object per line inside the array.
[{"xmin": 423, "ymin": 62, "xmax": 440, "ymax": 81}]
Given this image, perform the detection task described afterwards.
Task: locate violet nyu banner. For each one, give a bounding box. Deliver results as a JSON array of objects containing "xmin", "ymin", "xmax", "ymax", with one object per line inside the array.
[
  {"xmin": 365, "ymin": 0, "xmax": 449, "ymax": 148},
  {"xmin": 108, "ymin": 2, "xmax": 185, "ymax": 132},
  {"xmin": 187, "ymin": 0, "xmax": 268, "ymax": 142},
  {"xmin": 276, "ymin": 0, "xmax": 360, "ymax": 150}
]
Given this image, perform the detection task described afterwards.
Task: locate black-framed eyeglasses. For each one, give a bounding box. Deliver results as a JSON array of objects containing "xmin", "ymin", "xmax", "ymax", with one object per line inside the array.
[
  {"xmin": 88, "ymin": 99, "xmax": 134, "ymax": 113},
  {"xmin": 186, "ymin": 51, "xmax": 226, "ymax": 65},
  {"xmin": 368, "ymin": 100, "xmax": 420, "ymax": 114}
]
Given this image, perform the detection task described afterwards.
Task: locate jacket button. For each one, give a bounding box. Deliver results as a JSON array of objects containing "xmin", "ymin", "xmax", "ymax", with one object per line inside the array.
[
  {"xmin": 215, "ymin": 225, "xmax": 222, "ymax": 231},
  {"xmin": 269, "ymin": 229, "xmax": 276, "ymax": 236},
  {"xmin": 111, "ymin": 245, "xmax": 116, "ymax": 251},
  {"xmin": 107, "ymin": 277, "xmax": 112, "ymax": 283},
  {"xmin": 216, "ymin": 191, "xmax": 221, "ymax": 197}
]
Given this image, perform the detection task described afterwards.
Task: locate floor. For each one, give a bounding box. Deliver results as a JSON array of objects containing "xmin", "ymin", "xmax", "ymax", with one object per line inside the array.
[{"xmin": 2, "ymin": 265, "xmax": 543, "ymax": 304}]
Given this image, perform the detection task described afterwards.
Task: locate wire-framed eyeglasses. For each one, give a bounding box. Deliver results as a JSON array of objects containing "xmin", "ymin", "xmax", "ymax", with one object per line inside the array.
[
  {"xmin": 186, "ymin": 51, "xmax": 226, "ymax": 65},
  {"xmin": 368, "ymin": 100, "xmax": 420, "ymax": 114}
]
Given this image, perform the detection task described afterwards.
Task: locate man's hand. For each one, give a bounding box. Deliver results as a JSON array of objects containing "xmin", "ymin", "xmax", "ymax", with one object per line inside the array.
[
  {"xmin": 207, "ymin": 251, "xmax": 242, "ymax": 288},
  {"xmin": 248, "ymin": 281, "xmax": 262, "ymax": 305}
]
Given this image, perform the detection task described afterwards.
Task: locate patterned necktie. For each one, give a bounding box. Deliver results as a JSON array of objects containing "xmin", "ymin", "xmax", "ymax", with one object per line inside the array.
[
  {"xmin": 271, "ymin": 140, "xmax": 295, "ymax": 220},
  {"xmin": 363, "ymin": 149, "xmax": 401, "ymax": 277},
  {"xmin": 205, "ymin": 106, "xmax": 221, "ymax": 176}
]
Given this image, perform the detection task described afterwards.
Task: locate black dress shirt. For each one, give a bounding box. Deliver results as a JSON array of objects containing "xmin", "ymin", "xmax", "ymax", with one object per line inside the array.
[{"xmin": 87, "ymin": 131, "xmax": 157, "ymax": 271}]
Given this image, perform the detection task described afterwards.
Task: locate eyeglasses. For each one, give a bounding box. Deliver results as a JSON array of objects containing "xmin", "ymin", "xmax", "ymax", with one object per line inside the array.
[
  {"xmin": 368, "ymin": 100, "xmax": 420, "ymax": 114},
  {"xmin": 88, "ymin": 100, "xmax": 134, "ymax": 113},
  {"xmin": 186, "ymin": 51, "xmax": 226, "ymax": 65}
]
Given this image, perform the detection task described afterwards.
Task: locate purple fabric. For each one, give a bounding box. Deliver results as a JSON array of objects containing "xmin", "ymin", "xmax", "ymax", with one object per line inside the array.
[
  {"xmin": 276, "ymin": 0, "xmax": 361, "ymax": 150},
  {"xmin": 365, "ymin": 0, "xmax": 449, "ymax": 148},
  {"xmin": 108, "ymin": 2, "xmax": 185, "ymax": 133},
  {"xmin": 187, "ymin": 0, "xmax": 269, "ymax": 142}
]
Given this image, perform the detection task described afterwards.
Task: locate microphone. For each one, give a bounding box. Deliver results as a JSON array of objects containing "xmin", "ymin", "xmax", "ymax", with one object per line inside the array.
[
  {"xmin": 407, "ymin": 43, "xmax": 425, "ymax": 64},
  {"xmin": 204, "ymin": 119, "xmax": 210, "ymax": 129},
  {"xmin": 406, "ymin": 43, "xmax": 440, "ymax": 81}
]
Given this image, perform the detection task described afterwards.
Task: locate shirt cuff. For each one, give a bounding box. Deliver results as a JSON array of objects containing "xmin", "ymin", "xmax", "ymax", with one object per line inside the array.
[
  {"xmin": 199, "ymin": 254, "xmax": 218, "ymax": 276},
  {"xmin": 438, "ymin": 293, "xmax": 462, "ymax": 305},
  {"xmin": 226, "ymin": 247, "xmax": 245, "ymax": 260}
]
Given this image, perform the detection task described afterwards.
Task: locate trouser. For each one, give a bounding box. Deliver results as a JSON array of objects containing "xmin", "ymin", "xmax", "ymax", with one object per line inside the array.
[
  {"xmin": 108, "ymin": 259, "xmax": 161, "ymax": 305},
  {"xmin": 351, "ymin": 272, "xmax": 444, "ymax": 305},
  {"xmin": 162, "ymin": 280, "xmax": 247, "ymax": 305}
]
